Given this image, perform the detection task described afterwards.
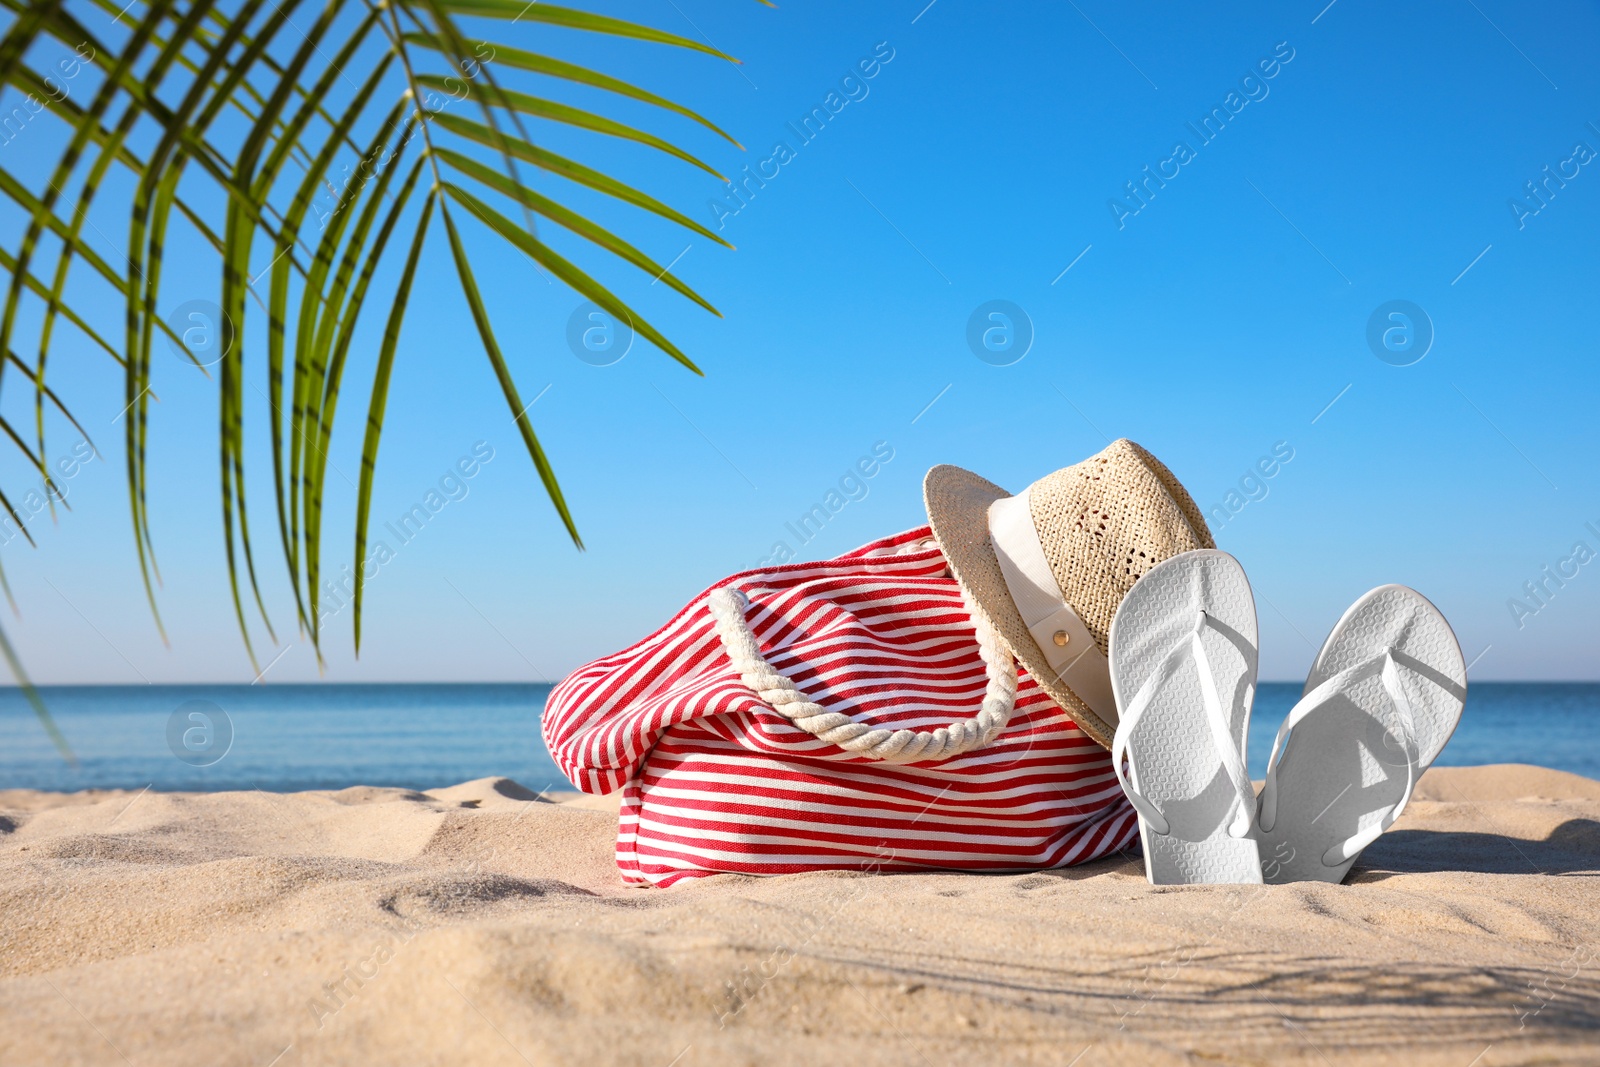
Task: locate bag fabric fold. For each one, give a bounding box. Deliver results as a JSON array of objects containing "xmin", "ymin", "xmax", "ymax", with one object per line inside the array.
[{"xmin": 544, "ymin": 526, "xmax": 1137, "ymax": 886}]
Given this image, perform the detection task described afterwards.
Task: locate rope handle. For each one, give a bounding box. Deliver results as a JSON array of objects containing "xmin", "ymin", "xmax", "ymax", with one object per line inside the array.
[{"xmin": 706, "ymin": 586, "xmax": 1018, "ymax": 764}]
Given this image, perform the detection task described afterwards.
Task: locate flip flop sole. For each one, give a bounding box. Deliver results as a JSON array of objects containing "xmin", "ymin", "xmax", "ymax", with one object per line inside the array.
[
  {"xmin": 1110, "ymin": 550, "xmax": 1262, "ymax": 885},
  {"xmin": 1257, "ymin": 585, "xmax": 1466, "ymax": 884}
]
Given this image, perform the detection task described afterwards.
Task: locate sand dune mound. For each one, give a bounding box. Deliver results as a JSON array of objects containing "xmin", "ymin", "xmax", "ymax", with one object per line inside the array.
[{"xmin": 2, "ymin": 764, "xmax": 1598, "ymax": 1065}]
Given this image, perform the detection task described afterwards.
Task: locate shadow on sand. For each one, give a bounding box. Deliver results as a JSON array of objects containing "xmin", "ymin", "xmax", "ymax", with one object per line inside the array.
[
  {"xmin": 1354, "ymin": 819, "xmax": 1600, "ymax": 879},
  {"xmin": 796, "ymin": 942, "xmax": 1600, "ymax": 1056}
]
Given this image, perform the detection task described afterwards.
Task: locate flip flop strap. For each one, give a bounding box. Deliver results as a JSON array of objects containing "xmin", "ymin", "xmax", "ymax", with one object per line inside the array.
[
  {"xmin": 1323, "ymin": 653, "xmax": 1421, "ymax": 865},
  {"xmin": 1256, "ymin": 647, "xmax": 1423, "ymax": 866},
  {"xmin": 707, "ymin": 584, "xmax": 1018, "ymax": 764},
  {"xmin": 1111, "ymin": 610, "xmax": 1256, "ymax": 838}
]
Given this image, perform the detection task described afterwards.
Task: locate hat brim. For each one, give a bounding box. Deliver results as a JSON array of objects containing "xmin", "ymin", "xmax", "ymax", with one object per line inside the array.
[{"xmin": 924, "ymin": 464, "xmax": 1116, "ymax": 750}]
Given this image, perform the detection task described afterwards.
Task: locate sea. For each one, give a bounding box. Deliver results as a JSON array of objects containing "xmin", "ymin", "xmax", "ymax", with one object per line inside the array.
[{"xmin": 1, "ymin": 682, "xmax": 1596, "ymax": 794}]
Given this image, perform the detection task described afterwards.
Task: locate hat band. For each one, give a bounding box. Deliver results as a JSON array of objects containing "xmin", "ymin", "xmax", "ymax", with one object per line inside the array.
[{"xmin": 987, "ymin": 489, "xmax": 1118, "ymax": 723}]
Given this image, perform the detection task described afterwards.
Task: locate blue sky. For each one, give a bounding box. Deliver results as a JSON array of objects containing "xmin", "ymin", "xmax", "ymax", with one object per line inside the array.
[{"xmin": 2, "ymin": 0, "xmax": 1597, "ymax": 686}]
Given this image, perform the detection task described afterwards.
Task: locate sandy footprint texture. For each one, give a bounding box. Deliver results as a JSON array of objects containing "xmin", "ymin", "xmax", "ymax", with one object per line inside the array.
[{"xmin": 2, "ymin": 764, "xmax": 1599, "ymax": 1066}]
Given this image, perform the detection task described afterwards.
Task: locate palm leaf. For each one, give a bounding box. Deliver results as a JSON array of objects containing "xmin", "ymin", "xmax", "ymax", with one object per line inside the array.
[
  {"xmin": 436, "ymin": 146, "xmax": 719, "ymax": 314},
  {"xmin": 443, "ymin": 181, "xmax": 701, "ymax": 372},
  {"xmin": 416, "ymin": 73, "xmax": 725, "ymax": 178},
  {"xmin": 441, "ymin": 199, "xmax": 581, "ymax": 541},
  {"xmin": 404, "ymin": 32, "xmax": 742, "ymax": 147},
  {"xmin": 0, "ymin": 0, "xmax": 748, "ymax": 751},
  {"xmin": 429, "ymin": 111, "xmax": 733, "ymax": 247},
  {"xmin": 0, "ymin": 619, "xmax": 72, "ymax": 764},
  {"xmin": 353, "ymin": 189, "xmax": 436, "ymax": 653},
  {"xmin": 429, "ymin": 0, "xmax": 737, "ymax": 62}
]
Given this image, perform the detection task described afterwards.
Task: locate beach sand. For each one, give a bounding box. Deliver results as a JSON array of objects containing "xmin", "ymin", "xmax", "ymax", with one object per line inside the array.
[{"xmin": 2, "ymin": 763, "xmax": 1597, "ymax": 1066}]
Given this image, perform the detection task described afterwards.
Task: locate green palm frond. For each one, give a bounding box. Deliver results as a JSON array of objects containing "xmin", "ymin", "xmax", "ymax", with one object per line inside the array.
[{"xmin": 0, "ymin": 0, "xmax": 744, "ymax": 721}]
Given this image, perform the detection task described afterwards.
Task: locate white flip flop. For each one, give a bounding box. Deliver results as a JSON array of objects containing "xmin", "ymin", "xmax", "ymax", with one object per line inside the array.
[
  {"xmin": 1255, "ymin": 585, "xmax": 1467, "ymax": 884},
  {"xmin": 1109, "ymin": 549, "xmax": 1262, "ymax": 885}
]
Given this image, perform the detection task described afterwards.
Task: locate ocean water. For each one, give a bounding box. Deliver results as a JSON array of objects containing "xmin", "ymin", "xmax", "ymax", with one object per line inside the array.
[
  {"xmin": 1247, "ymin": 681, "xmax": 1600, "ymax": 782},
  {"xmin": 0, "ymin": 682, "xmax": 1596, "ymax": 794},
  {"xmin": 0, "ymin": 684, "xmax": 564, "ymax": 795}
]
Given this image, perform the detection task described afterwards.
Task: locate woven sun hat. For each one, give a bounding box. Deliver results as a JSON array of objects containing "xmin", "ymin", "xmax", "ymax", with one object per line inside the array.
[{"xmin": 924, "ymin": 439, "xmax": 1215, "ymax": 750}]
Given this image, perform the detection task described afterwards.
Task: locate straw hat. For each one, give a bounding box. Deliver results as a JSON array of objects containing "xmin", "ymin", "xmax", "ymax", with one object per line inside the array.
[{"xmin": 924, "ymin": 439, "xmax": 1214, "ymax": 749}]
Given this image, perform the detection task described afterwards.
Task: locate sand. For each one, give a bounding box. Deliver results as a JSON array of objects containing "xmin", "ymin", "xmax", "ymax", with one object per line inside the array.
[{"xmin": 2, "ymin": 764, "xmax": 1598, "ymax": 1066}]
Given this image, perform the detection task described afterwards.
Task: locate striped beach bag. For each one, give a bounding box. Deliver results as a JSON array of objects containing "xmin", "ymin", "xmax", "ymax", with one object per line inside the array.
[{"xmin": 542, "ymin": 525, "xmax": 1140, "ymax": 886}]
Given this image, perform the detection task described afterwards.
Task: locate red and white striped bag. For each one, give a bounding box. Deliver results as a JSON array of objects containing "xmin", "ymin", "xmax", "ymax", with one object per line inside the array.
[{"xmin": 542, "ymin": 525, "xmax": 1137, "ymax": 887}]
